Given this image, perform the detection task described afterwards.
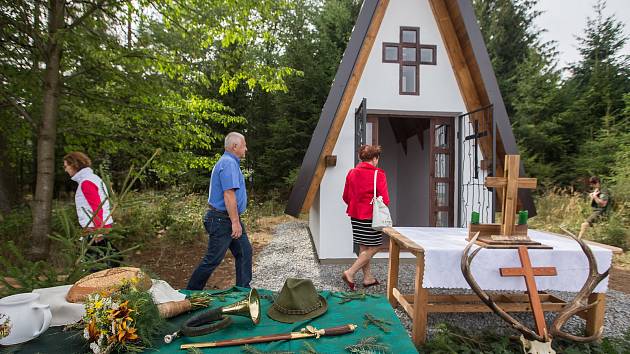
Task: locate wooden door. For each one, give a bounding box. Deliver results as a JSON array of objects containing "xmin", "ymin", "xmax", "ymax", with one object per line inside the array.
[
  {"xmin": 429, "ymin": 117, "xmax": 455, "ymax": 227},
  {"xmin": 354, "ymin": 98, "xmax": 367, "ymax": 165}
]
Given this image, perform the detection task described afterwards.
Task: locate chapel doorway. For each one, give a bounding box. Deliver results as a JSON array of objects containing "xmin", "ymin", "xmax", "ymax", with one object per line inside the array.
[{"xmin": 359, "ymin": 111, "xmax": 455, "ymax": 227}]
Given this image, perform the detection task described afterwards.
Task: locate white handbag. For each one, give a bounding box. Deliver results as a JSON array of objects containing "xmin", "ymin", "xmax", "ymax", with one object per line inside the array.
[{"xmin": 371, "ymin": 170, "xmax": 392, "ymax": 230}]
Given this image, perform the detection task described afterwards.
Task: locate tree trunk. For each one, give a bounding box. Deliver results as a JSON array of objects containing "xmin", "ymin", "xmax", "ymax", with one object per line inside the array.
[
  {"xmin": 0, "ymin": 131, "xmax": 17, "ymax": 216},
  {"xmin": 30, "ymin": 0, "xmax": 65, "ymax": 259}
]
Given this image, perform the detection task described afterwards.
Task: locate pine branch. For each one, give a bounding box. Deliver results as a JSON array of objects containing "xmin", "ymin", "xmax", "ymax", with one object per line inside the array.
[
  {"xmin": 363, "ymin": 313, "xmax": 392, "ymax": 333},
  {"xmin": 345, "ymin": 336, "xmax": 391, "ymax": 354},
  {"xmin": 300, "ymin": 342, "xmax": 320, "ymax": 354},
  {"xmin": 242, "ymin": 344, "xmax": 294, "ymax": 354},
  {"xmin": 331, "ymin": 291, "xmax": 379, "ymax": 304}
]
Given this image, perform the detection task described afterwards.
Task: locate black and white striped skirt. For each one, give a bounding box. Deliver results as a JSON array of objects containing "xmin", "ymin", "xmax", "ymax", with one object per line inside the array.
[{"xmin": 350, "ymin": 218, "xmax": 383, "ymax": 246}]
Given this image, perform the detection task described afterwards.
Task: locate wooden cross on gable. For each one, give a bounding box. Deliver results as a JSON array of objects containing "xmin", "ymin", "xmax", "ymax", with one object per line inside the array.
[
  {"xmin": 382, "ymin": 27, "xmax": 437, "ymax": 95},
  {"xmin": 485, "ymin": 155, "xmax": 537, "ymax": 237}
]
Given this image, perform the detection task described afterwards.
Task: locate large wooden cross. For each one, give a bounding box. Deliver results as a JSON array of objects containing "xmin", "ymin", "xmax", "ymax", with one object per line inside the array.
[
  {"xmin": 485, "ymin": 155, "xmax": 537, "ymax": 237},
  {"xmin": 500, "ymin": 246, "xmax": 557, "ymax": 339}
]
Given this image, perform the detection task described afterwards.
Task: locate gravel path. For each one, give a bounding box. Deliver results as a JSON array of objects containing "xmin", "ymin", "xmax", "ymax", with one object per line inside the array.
[{"xmin": 251, "ymin": 220, "xmax": 630, "ymax": 339}]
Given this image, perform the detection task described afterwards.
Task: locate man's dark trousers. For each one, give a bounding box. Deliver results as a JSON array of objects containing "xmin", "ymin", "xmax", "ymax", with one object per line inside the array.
[{"xmin": 187, "ymin": 209, "xmax": 253, "ymax": 290}]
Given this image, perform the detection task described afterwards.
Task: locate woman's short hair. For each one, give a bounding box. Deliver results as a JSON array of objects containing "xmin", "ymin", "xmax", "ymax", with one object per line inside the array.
[
  {"xmin": 359, "ymin": 145, "xmax": 382, "ymax": 162},
  {"xmin": 63, "ymin": 152, "xmax": 92, "ymax": 170}
]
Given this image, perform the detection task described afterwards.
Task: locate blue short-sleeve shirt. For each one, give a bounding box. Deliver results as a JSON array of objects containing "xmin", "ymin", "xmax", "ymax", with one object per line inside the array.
[{"xmin": 208, "ymin": 152, "xmax": 247, "ymax": 214}]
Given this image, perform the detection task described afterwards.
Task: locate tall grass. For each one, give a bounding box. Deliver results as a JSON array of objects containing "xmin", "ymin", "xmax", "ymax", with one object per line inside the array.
[{"xmin": 530, "ymin": 189, "xmax": 629, "ymax": 250}]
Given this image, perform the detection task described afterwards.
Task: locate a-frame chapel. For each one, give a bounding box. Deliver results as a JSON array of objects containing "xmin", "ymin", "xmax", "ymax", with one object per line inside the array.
[{"xmin": 286, "ymin": 0, "xmax": 537, "ymax": 261}]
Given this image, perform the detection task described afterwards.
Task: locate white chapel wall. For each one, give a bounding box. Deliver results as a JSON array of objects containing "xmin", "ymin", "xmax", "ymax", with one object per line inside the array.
[
  {"xmin": 315, "ymin": 0, "xmax": 471, "ymax": 259},
  {"xmin": 309, "ymin": 187, "xmax": 321, "ymax": 254}
]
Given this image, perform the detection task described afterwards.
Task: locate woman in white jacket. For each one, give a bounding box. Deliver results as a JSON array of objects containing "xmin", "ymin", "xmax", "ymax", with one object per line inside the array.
[{"xmin": 63, "ymin": 151, "xmax": 118, "ymax": 267}]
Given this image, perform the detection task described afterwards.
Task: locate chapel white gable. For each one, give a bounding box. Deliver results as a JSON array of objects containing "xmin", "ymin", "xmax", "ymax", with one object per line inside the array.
[{"xmin": 354, "ymin": 0, "xmax": 466, "ymax": 113}]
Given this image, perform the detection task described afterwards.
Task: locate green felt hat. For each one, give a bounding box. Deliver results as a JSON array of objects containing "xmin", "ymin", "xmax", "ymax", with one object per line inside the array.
[{"xmin": 267, "ymin": 278, "xmax": 328, "ymax": 323}]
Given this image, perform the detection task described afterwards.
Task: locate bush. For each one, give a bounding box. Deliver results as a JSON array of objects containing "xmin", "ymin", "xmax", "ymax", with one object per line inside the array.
[{"xmin": 420, "ymin": 323, "xmax": 630, "ymax": 354}]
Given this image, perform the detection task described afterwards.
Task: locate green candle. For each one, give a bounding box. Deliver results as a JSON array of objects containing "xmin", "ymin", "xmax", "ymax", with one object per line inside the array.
[
  {"xmin": 471, "ymin": 211, "xmax": 480, "ymax": 224},
  {"xmin": 518, "ymin": 210, "xmax": 528, "ymax": 225}
]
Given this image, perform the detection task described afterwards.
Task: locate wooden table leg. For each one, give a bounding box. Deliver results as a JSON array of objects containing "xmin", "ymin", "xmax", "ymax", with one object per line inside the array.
[
  {"xmin": 585, "ymin": 293, "xmax": 606, "ymax": 337},
  {"xmin": 412, "ymin": 252, "xmax": 429, "ymax": 346},
  {"xmin": 387, "ymin": 237, "xmax": 400, "ymax": 308}
]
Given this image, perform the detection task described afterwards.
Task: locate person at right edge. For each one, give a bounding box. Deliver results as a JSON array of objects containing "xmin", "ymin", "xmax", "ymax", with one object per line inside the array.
[
  {"xmin": 578, "ymin": 176, "xmax": 610, "ymax": 239},
  {"xmin": 341, "ymin": 145, "xmax": 390, "ymax": 291},
  {"xmin": 187, "ymin": 132, "xmax": 252, "ymax": 290}
]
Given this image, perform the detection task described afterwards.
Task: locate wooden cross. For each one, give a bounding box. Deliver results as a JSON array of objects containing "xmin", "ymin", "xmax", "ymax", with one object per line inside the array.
[
  {"xmin": 382, "ymin": 26, "xmax": 437, "ymax": 95},
  {"xmin": 464, "ymin": 120, "xmax": 488, "ymax": 179},
  {"xmin": 485, "ymin": 155, "xmax": 537, "ymax": 237},
  {"xmin": 500, "ymin": 246, "xmax": 557, "ymax": 339}
]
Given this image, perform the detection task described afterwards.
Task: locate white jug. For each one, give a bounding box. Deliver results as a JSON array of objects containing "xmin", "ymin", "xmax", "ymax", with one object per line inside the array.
[{"xmin": 0, "ymin": 292, "xmax": 52, "ymax": 345}]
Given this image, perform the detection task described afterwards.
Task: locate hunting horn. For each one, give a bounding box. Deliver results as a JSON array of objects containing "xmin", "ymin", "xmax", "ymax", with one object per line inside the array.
[
  {"xmin": 181, "ymin": 289, "xmax": 261, "ymax": 337},
  {"xmin": 220, "ymin": 288, "xmax": 261, "ymax": 324}
]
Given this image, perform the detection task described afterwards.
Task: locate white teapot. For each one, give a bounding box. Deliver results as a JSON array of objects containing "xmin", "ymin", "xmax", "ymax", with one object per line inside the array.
[{"xmin": 0, "ymin": 292, "xmax": 52, "ymax": 345}]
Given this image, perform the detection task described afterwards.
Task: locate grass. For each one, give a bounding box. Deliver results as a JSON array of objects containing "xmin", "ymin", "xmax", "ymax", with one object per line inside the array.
[{"xmin": 530, "ymin": 189, "xmax": 630, "ymax": 252}]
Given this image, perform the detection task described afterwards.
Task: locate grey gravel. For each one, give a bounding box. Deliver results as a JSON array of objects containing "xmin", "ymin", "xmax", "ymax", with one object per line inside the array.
[{"xmin": 251, "ymin": 220, "xmax": 630, "ymax": 339}]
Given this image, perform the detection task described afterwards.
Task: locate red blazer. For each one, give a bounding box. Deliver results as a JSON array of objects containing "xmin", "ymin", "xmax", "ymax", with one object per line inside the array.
[{"xmin": 342, "ymin": 162, "xmax": 390, "ymax": 220}]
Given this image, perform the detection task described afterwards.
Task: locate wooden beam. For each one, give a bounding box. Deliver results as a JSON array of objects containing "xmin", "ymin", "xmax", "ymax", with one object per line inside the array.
[
  {"xmin": 500, "ymin": 267, "xmax": 557, "ymax": 277},
  {"xmin": 387, "ymin": 236, "xmax": 401, "ymax": 308},
  {"xmin": 585, "ymin": 293, "xmax": 606, "ymax": 337},
  {"xmin": 428, "ymin": 0, "xmax": 482, "ymax": 111},
  {"xmin": 300, "ymin": 0, "xmax": 389, "ymax": 213},
  {"xmin": 393, "ymin": 287, "xmax": 414, "ymax": 319},
  {"xmin": 383, "ymin": 227, "xmax": 425, "ymax": 253},
  {"xmin": 412, "ymin": 253, "xmax": 429, "ymax": 346},
  {"xmin": 485, "ymin": 177, "xmax": 537, "ymax": 190},
  {"xmin": 427, "ymin": 302, "xmax": 566, "ymax": 313},
  {"xmin": 324, "ymin": 155, "xmax": 337, "ymax": 167},
  {"xmin": 501, "ymin": 155, "xmax": 520, "ymax": 235}
]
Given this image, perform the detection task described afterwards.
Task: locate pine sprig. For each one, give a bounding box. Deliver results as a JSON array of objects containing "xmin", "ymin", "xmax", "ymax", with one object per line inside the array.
[
  {"xmin": 242, "ymin": 344, "xmax": 295, "ymax": 354},
  {"xmin": 345, "ymin": 336, "xmax": 391, "ymax": 354},
  {"xmin": 187, "ymin": 293, "xmax": 213, "ymax": 309},
  {"xmin": 300, "ymin": 341, "xmax": 321, "ymax": 354},
  {"xmin": 332, "ymin": 291, "xmax": 379, "ymax": 304},
  {"xmin": 363, "ymin": 313, "xmax": 392, "ymax": 333}
]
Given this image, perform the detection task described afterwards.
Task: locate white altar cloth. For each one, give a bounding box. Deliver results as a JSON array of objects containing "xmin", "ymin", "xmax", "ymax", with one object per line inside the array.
[{"xmin": 393, "ymin": 227, "xmax": 612, "ymax": 292}]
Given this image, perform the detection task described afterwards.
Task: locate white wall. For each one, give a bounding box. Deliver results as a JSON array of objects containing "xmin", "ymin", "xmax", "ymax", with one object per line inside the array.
[
  {"xmin": 309, "ymin": 188, "xmax": 321, "ymax": 253},
  {"xmin": 313, "ymin": 0, "xmax": 469, "ymax": 260}
]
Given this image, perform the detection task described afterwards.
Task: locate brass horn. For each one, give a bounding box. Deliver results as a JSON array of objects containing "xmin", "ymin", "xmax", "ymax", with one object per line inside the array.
[
  {"xmin": 180, "ymin": 289, "xmax": 261, "ymax": 337},
  {"xmin": 220, "ymin": 288, "xmax": 261, "ymax": 325}
]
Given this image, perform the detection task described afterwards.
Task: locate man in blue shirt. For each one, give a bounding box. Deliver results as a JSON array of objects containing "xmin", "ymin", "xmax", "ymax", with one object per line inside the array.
[{"xmin": 187, "ymin": 132, "xmax": 253, "ymax": 289}]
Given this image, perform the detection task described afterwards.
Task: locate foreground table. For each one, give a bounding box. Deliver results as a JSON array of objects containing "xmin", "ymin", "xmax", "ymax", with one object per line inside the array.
[
  {"xmin": 9, "ymin": 287, "xmax": 419, "ymax": 353},
  {"xmin": 384, "ymin": 227, "xmax": 621, "ymax": 346}
]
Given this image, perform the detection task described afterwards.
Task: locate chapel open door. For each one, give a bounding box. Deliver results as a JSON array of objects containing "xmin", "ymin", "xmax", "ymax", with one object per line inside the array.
[
  {"xmin": 429, "ymin": 117, "xmax": 455, "ymax": 227},
  {"xmin": 354, "ymin": 98, "xmax": 367, "ymax": 165}
]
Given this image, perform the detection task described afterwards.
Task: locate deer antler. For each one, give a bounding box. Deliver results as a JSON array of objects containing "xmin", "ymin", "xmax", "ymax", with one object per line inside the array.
[
  {"xmin": 461, "ymin": 232, "xmax": 546, "ymax": 342},
  {"xmin": 550, "ymin": 228, "xmax": 610, "ymax": 342}
]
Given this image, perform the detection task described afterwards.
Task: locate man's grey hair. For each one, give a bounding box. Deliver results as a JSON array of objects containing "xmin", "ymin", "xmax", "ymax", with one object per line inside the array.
[{"xmin": 224, "ymin": 132, "xmax": 245, "ymax": 150}]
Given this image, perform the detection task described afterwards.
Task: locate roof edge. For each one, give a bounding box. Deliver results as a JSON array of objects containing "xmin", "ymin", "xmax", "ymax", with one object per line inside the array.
[{"xmin": 285, "ymin": 0, "xmax": 382, "ymax": 217}]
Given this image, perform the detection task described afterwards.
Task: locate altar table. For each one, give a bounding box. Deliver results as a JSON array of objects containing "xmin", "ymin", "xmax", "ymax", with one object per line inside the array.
[{"xmin": 384, "ymin": 227, "xmax": 622, "ymax": 346}]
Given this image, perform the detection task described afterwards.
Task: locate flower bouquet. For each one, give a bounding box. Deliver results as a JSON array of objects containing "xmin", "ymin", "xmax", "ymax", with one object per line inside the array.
[
  {"xmin": 82, "ymin": 279, "xmax": 162, "ymax": 353},
  {"xmin": 81, "ymin": 278, "xmax": 213, "ymax": 353}
]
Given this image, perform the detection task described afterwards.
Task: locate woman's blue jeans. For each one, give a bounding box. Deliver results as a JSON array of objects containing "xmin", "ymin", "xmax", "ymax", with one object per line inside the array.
[{"xmin": 186, "ymin": 210, "xmax": 253, "ymax": 290}]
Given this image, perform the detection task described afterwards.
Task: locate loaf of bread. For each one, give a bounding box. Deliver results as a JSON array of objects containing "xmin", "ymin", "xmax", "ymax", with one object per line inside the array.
[{"xmin": 66, "ymin": 267, "xmax": 152, "ymax": 303}]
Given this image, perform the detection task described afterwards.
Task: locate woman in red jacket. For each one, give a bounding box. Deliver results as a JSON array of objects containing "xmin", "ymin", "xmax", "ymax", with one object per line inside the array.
[{"xmin": 341, "ymin": 145, "xmax": 390, "ymax": 290}]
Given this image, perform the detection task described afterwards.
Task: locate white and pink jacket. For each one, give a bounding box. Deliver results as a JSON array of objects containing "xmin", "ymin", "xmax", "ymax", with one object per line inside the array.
[{"xmin": 71, "ymin": 167, "xmax": 113, "ymax": 229}]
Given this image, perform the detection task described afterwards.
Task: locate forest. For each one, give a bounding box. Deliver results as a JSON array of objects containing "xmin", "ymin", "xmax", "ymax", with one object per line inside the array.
[
  {"xmin": 1, "ymin": 0, "xmax": 628, "ymax": 283},
  {"xmin": 1, "ymin": 0, "xmax": 629, "ymax": 352}
]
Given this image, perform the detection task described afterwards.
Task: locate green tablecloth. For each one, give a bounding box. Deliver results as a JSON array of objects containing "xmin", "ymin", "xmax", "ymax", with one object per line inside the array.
[{"xmin": 3, "ymin": 287, "xmax": 418, "ymax": 354}]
